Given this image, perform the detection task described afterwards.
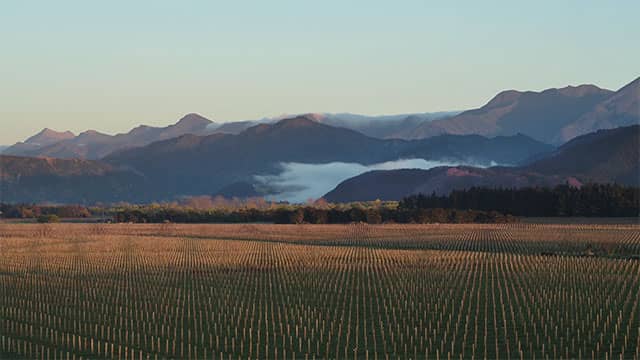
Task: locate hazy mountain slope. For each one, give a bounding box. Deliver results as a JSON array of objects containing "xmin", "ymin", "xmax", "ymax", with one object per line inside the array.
[
  {"xmin": 0, "ymin": 155, "xmax": 148, "ymax": 203},
  {"xmin": 5, "ymin": 113, "xmax": 214, "ymax": 160},
  {"xmin": 308, "ymin": 112, "xmax": 458, "ymax": 139},
  {"xmin": 400, "ymin": 133, "xmax": 552, "ymax": 166},
  {"xmin": 210, "ymin": 121, "xmax": 258, "ymax": 134},
  {"xmin": 25, "ymin": 130, "xmax": 115, "ymax": 159},
  {"xmin": 207, "ymin": 111, "xmax": 458, "ymax": 139},
  {"xmin": 407, "ymin": 83, "xmax": 618, "ymax": 143},
  {"xmin": 323, "ymin": 125, "xmax": 639, "ymax": 202},
  {"xmin": 557, "ymin": 77, "xmax": 639, "ymax": 143}
]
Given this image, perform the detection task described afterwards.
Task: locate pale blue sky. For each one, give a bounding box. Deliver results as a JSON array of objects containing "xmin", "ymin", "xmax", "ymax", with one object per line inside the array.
[{"xmin": 1, "ymin": 0, "xmax": 638, "ymax": 144}]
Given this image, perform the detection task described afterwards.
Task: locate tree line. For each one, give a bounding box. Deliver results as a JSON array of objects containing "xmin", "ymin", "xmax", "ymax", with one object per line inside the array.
[
  {"xmin": 3, "ymin": 183, "xmax": 635, "ymax": 223},
  {"xmin": 112, "ymin": 205, "xmax": 516, "ymax": 224},
  {"xmin": 0, "ymin": 201, "xmax": 515, "ymax": 224},
  {"xmin": 400, "ymin": 184, "xmax": 640, "ymax": 217},
  {"xmin": 0, "ymin": 204, "xmax": 91, "ymax": 219}
]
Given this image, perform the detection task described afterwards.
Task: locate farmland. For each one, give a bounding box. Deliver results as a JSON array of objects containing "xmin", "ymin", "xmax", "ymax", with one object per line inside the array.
[{"xmin": 1, "ymin": 223, "xmax": 639, "ymax": 359}]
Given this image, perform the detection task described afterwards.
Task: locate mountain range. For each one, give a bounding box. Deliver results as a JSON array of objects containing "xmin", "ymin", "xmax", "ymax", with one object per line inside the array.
[
  {"xmin": 4, "ymin": 77, "xmax": 637, "ymax": 160},
  {"xmin": 1, "ymin": 116, "xmax": 552, "ymax": 203},
  {"xmin": 1, "ymin": 77, "xmax": 637, "ymax": 204},
  {"xmin": 324, "ymin": 125, "xmax": 640, "ymax": 202},
  {"xmin": 2, "ymin": 111, "xmax": 455, "ymax": 159}
]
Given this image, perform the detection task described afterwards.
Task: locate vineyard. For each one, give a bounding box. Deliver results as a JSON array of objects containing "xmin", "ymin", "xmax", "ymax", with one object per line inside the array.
[{"xmin": 1, "ymin": 223, "xmax": 639, "ymax": 359}]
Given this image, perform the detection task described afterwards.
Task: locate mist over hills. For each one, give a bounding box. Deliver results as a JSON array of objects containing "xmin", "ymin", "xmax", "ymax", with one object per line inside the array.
[
  {"xmin": 102, "ymin": 116, "xmax": 550, "ymax": 201},
  {"xmin": 324, "ymin": 125, "xmax": 640, "ymax": 202},
  {"xmin": 1, "ymin": 116, "xmax": 551, "ymax": 203}
]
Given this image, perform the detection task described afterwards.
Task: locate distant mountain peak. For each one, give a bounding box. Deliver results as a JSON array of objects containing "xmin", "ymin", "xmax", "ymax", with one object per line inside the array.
[
  {"xmin": 243, "ymin": 123, "xmax": 271, "ymax": 135},
  {"xmin": 240, "ymin": 116, "xmax": 321, "ymax": 137},
  {"xmin": 483, "ymin": 84, "xmax": 610, "ymax": 110},
  {"xmin": 277, "ymin": 116, "xmax": 320, "ymax": 127},
  {"xmin": 175, "ymin": 113, "xmax": 212, "ymax": 127},
  {"xmin": 301, "ymin": 113, "xmax": 327, "ymax": 122},
  {"xmin": 78, "ymin": 130, "xmax": 105, "ymax": 137},
  {"xmin": 38, "ymin": 128, "xmax": 72, "ymax": 136},
  {"xmin": 555, "ymin": 84, "xmax": 609, "ymax": 97},
  {"xmin": 616, "ymin": 76, "xmax": 639, "ymax": 93},
  {"xmin": 484, "ymin": 90, "xmax": 522, "ymax": 109},
  {"xmin": 127, "ymin": 124, "xmax": 153, "ymax": 136},
  {"xmin": 32, "ymin": 128, "xmax": 73, "ymax": 138},
  {"xmin": 24, "ymin": 128, "xmax": 75, "ymax": 145}
]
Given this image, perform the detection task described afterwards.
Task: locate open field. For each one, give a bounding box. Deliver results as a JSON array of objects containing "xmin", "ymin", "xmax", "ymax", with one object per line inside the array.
[{"xmin": 1, "ymin": 223, "xmax": 640, "ymax": 359}]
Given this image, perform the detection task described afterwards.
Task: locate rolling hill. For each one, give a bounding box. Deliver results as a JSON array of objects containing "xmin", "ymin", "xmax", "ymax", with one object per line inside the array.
[
  {"xmin": 527, "ymin": 125, "xmax": 640, "ymax": 184},
  {"xmin": 0, "ymin": 155, "xmax": 149, "ymax": 203},
  {"xmin": 323, "ymin": 167, "xmax": 568, "ymax": 202}
]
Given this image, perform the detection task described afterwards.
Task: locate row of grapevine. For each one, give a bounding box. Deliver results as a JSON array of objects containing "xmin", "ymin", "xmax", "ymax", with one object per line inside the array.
[{"xmin": 0, "ymin": 223, "xmax": 639, "ymax": 359}]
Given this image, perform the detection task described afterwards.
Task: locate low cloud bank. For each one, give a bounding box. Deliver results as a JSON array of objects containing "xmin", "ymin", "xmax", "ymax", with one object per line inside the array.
[{"xmin": 255, "ymin": 159, "xmax": 492, "ymax": 203}]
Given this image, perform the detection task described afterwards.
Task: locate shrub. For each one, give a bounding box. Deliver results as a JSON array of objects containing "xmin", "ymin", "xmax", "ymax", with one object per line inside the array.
[
  {"xmin": 289, "ymin": 208, "xmax": 305, "ymax": 224},
  {"xmin": 37, "ymin": 214, "xmax": 60, "ymax": 223},
  {"xmin": 365, "ymin": 209, "xmax": 382, "ymax": 224}
]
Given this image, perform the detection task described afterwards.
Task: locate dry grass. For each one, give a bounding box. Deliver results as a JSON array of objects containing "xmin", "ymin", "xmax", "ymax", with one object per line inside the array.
[{"xmin": 1, "ymin": 223, "xmax": 639, "ymax": 359}]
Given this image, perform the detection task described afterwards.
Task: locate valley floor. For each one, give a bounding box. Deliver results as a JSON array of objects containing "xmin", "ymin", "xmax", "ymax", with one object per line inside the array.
[{"xmin": 1, "ymin": 223, "xmax": 639, "ymax": 359}]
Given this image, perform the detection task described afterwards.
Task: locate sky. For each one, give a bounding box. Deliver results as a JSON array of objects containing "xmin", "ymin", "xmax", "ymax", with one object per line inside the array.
[{"xmin": 1, "ymin": 0, "xmax": 638, "ymax": 144}]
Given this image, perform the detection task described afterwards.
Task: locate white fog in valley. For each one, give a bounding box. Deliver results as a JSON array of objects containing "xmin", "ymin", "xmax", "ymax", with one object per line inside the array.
[{"xmin": 255, "ymin": 159, "xmax": 493, "ymax": 203}]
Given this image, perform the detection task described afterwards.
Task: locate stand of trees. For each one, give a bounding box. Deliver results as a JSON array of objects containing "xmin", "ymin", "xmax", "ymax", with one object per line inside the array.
[{"xmin": 400, "ymin": 184, "xmax": 640, "ymax": 217}]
